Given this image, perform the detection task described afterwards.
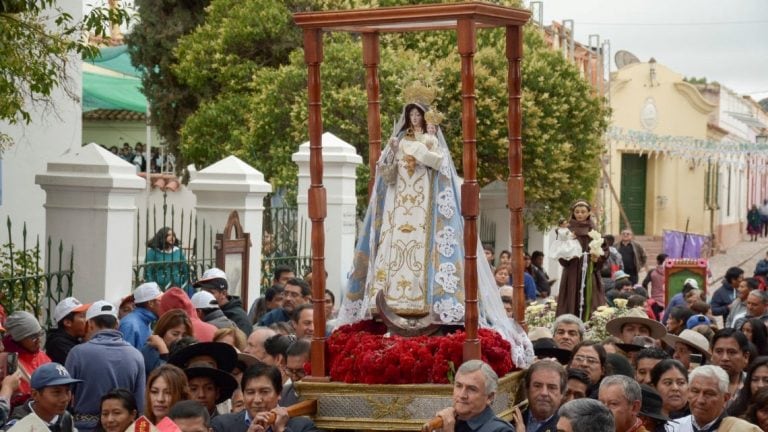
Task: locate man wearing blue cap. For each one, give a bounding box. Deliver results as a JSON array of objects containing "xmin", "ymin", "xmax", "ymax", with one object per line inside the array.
[{"xmin": 3, "ymin": 362, "xmax": 81, "ymax": 431}]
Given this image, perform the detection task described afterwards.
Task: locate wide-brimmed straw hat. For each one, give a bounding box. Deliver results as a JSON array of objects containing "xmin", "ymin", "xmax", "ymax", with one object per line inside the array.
[
  {"xmin": 605, "ymin": 308, "xmax": 667, "ymax": 340},
  {"xmin": 663, "ymin": 329, "xmax": 711, "ymax": 359}
]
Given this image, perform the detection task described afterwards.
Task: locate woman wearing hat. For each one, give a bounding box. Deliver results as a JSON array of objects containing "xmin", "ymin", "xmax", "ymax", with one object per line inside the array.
[
  {"xmin": 650, "ymin": 359, "xmax": 689, "ymax": 420},
  {"xmin": 1, "ymin": 311, "xmax": 51, "ymax": 404}
]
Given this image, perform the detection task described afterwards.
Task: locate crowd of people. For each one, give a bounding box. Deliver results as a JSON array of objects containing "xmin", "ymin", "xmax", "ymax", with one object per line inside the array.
[
  {"xmin": 4, "ymin": 230, "xmax": 768, "ymax": 431},
  {"xmin": 478, "ymin": 219, "xmax": 768, "ymax": 432},
  {"xmin": 105, "ymin": 142, "xmax": 174, "ymax": 174},
  {"xmin": 0, "ymin": 267, "xmax": 317, "ymax": 432}
]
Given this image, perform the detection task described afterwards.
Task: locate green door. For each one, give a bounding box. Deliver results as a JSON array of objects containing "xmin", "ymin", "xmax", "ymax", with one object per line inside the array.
[{"xmin": 620, "ymin": 154, "xmax": 647, "ymax": 235}]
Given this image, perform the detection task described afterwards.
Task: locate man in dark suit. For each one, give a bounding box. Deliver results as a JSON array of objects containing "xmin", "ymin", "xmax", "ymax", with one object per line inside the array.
[
  {"xmin": 433, "ymin": 360, "xmax": 515, "ymax": 432},
  {"xmin": 522, "ymin": 360, "xmax": 565, "ymax": 432},
  {"xmin": 211, "ymin": 363, "xmax": 317, "ymax": 432}
]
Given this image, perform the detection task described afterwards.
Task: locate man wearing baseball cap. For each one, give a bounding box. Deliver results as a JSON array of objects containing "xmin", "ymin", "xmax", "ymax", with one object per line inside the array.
[
  {"xmin": 3, "ymin": 362, "xmax": 81, "ymax": 431},
  {"xmin": 120, "ymin": 282, "xmax": 163, "ymax": 349},
  {"xmin": 194, "ymin": 268, "xmax": 252, "ymax": 336},
  {"xmin": 191, "ymin": 291, "xmax": 234, "ymax": 330},
  {"xmin": 66, "ymin": 301, "xmax": 146, "ymax": 431},
  {"xmin": 45, "ymin": 297, "xmax": 90, "ymax": 365}
]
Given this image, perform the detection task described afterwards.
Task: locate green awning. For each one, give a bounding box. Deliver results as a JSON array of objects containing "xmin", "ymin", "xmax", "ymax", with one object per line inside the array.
[
  {"xmin": 86, "ymin": 45, "xmax": 142, "ymax": 78},
  {"xmin": 82, "ymin": 71, "xmax": 146, "ymax": 113}
]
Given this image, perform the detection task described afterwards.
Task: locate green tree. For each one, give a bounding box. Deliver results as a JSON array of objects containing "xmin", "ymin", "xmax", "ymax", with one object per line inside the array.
[
  {"xmin": 0, "ymin": 0, "xmax": 128, "ymax": 150},
  {"xmin": 174, "ymin": 0, "xmax": 608, "ymax": 228},
  {"xmin": 126, "ymin": 0, "xmax": 211, "ymax": 168}
]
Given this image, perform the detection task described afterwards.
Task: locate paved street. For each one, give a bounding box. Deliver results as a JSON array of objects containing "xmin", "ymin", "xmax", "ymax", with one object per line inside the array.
[{"xmin": 707, "ymin": 236, "xmax": 768, "ymax": 285}]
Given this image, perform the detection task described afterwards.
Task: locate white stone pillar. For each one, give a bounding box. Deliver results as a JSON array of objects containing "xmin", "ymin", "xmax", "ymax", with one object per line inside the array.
[
  {"xmin": 35, "ymin": 143, "xmax": 145, "ymax": 303},
  {"xmin": 293, "ymin": 133, "xmax": 362, "ymax": 302},
  {"xmin": 480, "ymin": 180, "xmax": 512, "ymax": 254},
  {"xmin": 188, "ymin": 156, "xmax": 272, "ymax": 305}
]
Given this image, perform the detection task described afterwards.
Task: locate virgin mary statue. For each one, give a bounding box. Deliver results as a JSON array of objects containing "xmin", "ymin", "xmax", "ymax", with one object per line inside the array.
[{"xmin": 337, "ymin": 83, "xmax": 532, "ymax": 368}]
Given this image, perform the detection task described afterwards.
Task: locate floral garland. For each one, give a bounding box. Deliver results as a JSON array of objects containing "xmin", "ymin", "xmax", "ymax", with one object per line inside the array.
[
  {"xmin": 524, "ymin": 298, "xmax": 629, "ymax": 341},
  {"xmin": 525, "ymin": 298, "xmax": 558, "ymax": 330},
  {"xmin": 323, "ymin": 320, "xmax": 515, "ymax": 384}
]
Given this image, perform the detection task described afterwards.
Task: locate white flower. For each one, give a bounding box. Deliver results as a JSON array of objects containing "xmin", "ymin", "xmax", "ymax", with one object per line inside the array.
[
  {"xmin": 587, "ymin": 230, "xmax": 604, "ymax": 257},
  {"xmin": 435, "ymin": 226, "xmax": 457, "ymax": 257},
  {"xmin": 435, "ymin": 263, "xmax": 459, "ymax": 293},
  {"xmin": 436, "ymin": 188, "xmax": 456, "ymax": 219},
  {"xmin": 433, "ymin": 299, "xmax": 465, "ymax": 323}
]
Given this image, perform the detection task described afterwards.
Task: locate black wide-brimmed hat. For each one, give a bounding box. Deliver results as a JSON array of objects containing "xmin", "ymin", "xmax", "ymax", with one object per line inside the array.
[
  {"xmin": 640, "ymin": 384, "xmax": 671, "ymax": 423},
  {"xmin": 184, "ymin": 363, "xmax": 239, "ymax": 404},
  {"xmin": 532, "ymin": 338, "xmax": 573, "ymax": 365},
  {"xmin": 168, "ymin": 342, "xmax": 238, "ymax": 373}
]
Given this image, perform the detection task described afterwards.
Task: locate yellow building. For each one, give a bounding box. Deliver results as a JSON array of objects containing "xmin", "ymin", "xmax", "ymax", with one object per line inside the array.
[{"xmin": 605, "ymin": 60, "xmax": 716, "ymax": 239}]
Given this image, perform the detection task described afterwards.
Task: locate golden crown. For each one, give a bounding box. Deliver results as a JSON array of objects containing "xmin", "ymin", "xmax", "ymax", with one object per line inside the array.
[
  {"xmin": 402, "ymin": 81, "xmax": 436, "ymax": 107},
  {"xmin": 424, "ymin": 107, "xmax": 444, "ymax": 125}
]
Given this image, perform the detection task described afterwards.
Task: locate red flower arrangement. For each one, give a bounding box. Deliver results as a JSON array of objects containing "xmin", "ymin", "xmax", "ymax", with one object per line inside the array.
[{"xmin": 323, "ymin": 320, "xmax": 516, "ymax": 384}]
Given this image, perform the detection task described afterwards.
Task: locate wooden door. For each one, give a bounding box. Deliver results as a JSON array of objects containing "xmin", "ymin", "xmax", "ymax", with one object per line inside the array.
[{"xmin": 620, "ymin": 154, "xmax": 647, "ymax": 235}]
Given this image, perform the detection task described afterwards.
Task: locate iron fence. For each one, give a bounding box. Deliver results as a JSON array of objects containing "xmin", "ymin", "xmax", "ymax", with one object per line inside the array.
[
  {"xmin": 260, "ymin": 205, "xmax": 311, "ymax": 289},
  {"xmin": 133, "ymin": 193, "xmax": 215, "ymax": 291},
  {"xmin": 0, "ymin": 217, "xmax": 74, "ymax": 327}
]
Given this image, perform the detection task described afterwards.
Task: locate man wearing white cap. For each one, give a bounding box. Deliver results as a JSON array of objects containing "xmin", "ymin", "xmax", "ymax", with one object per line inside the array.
[
  {"xmin": 191, "ymin": 291, "xmax": 235, "ymax": 329},
  {"xmin": 194, "ymin": 268, "xmax": 252, "ymax": 336},
  {"xmin": 45, "ymin": 297, "xmax": 90, "ymax": 365},
  {"xmin": 119, "ymin": 282, "xmax": 163, "ymax": 349},
  {"xmin": 66, "ymin": 300, "xmax": 145, "ymax": 432}
]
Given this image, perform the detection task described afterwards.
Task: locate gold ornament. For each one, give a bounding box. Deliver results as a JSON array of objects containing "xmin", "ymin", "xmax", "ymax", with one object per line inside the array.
[
  {"xmin": 424, "ymin": 107, "xmax": 444, "ymax": 125},
  {"xmin": 402, "ymin": 81, "xmax": 436, "ymax": 107}
]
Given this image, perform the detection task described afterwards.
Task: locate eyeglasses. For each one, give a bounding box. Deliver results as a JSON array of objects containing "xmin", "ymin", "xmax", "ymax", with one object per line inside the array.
[{"xmin": 572, "ymin": 355, "xmax": 600, "ymax": 366}]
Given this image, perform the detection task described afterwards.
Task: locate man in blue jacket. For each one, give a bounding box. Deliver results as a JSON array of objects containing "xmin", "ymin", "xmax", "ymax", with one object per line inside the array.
[
  {"xmin": 119, "ymin": 282, "xmax": 162, "ymax": 349},
  {"xmin": 66, "ymin": 301, "xmax": 146, "ymax": 432},
  {"xmin": 710, "ymin": 266, "xmax": 744, "ymax": 324}
]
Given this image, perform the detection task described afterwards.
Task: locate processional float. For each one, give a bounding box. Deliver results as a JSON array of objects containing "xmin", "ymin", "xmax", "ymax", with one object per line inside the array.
[{"xmin": 285, "ymin": 2, "xmax": 532, "ymax": 430}]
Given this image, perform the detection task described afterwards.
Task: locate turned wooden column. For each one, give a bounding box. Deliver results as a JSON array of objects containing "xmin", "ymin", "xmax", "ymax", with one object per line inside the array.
[
  {"xmin": 362, "ymin": 32, "xmax": 382, "ymax": 197},
  {"xmin": 303, "ymin": 28, "xmax": 329, "ymax": 380},
  {"xmin": 458, "ymin": 18, "xmax": 480, "ymax": 362},
  {"xmin": 506, "ymin": 25, "xmax": 526, "ymax": 325}
]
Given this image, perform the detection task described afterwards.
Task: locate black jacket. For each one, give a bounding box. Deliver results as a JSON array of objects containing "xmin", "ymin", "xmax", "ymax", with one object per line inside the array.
[
  {"xmin": 221, "ymin": 296, "xmax": 253, "ymax": 336},
  {"xmin": 211, "ymin": 410, "xmax": 318, "ymax": 432},
  {"xmin": 44, "ymin": 328, "xmax": 81, "ymax": 365}
]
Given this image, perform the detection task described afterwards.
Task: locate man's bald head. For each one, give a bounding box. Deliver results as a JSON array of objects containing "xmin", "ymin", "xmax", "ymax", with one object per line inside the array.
[{"xmin": 245, "ymin": 327, "xmax": 277, "ymax": 362}]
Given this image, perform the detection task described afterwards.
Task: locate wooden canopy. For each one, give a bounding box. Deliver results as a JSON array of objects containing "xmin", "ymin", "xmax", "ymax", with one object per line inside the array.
[{"xmin": 293, "ymin": 1, "xmax": 531, "ymax": 380}]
